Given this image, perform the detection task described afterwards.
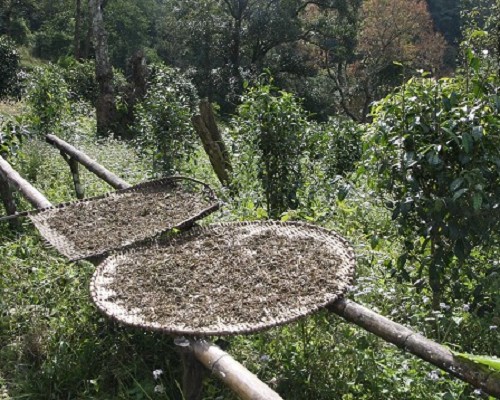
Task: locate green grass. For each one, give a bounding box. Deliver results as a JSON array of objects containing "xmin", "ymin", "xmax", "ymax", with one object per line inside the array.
[{"xmin": 0, "ymin": 101, "xmax": 24, "ymax": 118}]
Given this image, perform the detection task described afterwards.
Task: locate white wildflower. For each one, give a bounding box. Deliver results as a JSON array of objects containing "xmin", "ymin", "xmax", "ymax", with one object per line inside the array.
[
  {"xmin": 428, "ymin": 370, "xmax": 440, "ymax": 381},
  {"xmin": 154, "ymin": 384, "xmax": 165, "ymax": 393},
  {"xmin": 153, "ymin": 369, "xmax": 163, "ymax": 380}
]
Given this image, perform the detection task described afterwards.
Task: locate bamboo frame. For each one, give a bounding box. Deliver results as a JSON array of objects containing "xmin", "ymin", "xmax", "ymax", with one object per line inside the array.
[{"xmin": 45, "ymin": 134, "xmax": 130, "ymax": 190}]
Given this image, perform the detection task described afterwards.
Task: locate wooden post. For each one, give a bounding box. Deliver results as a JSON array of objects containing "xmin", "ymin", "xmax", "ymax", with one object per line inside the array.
[
  {"xmin": 0, "ymin": 156, "xmax": 52, "ymax": 209},
  {"xmin": 0, "ymin": 170, "xmax": 20, "ymax": 229},
  {"xmin": 60, "ymin": 151, "xmax": 85, "ymax": 199},
  {"xmin": 328, "ymin": 298, "xmax": 500, "ymax": 398},
  {"xmin": 189, "ymin": 338, "xmax": 283, "ymax": 400},
  {"xmin": 179, "ymin": 349, "xmax": 206, "ymax": 400},
  {"xmin": 192, "ymin": 100, "xmax": 232, "ymax": 186},
  {"xmin": 45, "ymin": 134, "xmax": 131, "ymax": 190}
]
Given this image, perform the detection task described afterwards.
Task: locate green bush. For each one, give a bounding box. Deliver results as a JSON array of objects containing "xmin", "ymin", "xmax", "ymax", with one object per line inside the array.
[
  {"xmin": 0, "ymin": 36, "xmax": 21, "ymax": 100},
  {"xmin": 32, "ymin": 12, "xmax": 73, "ymax": 61},
  {"xmin": 232, "ymin": 78, "xmax": 310, "ymax": 219},
  {"xmin": 362, "ymin": 51, "xmax": 500, "ymax": 308},
  {"xmin": 0, "ymin": 115, "xmax": 25, "ymax": 159},
  {"xmin": 24, "ymin": 64, "xmax": 70, "ymax": 135},
  {"xmin": 58, "ymin": 57, "xmax": 98, "ymax": 105},
  {"xmin": 132, "ymin": 63, "xmax": 199, "ymax": 176}
]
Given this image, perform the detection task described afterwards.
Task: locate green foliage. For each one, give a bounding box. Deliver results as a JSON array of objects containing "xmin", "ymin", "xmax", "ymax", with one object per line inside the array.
[
  {"xmin": 0, "ymin": 115, "xmax": 25, "ymax": 159},
  {"xmin": 32, "ymin": 11, "xmax": 73, "ymax": 61},
  {"xmin": 24, "ymin": 64, "xmax": 70, "ymax": 135},
  {"xmin": 232, "ymin": 77, "xmax": 309, "ymax": 219},
  {"xmin": 453, "ymin": 352, "xmax": 500, "ymax": 371},
  {"xmin": 104, "ymin": 0, "xmax": 157, "ymax": 69},
  {"xmin": 133, "ymin": 64, "xmax": 198, "ymax": 176},
  {"xmin": 58, "ymin": 57, "xmax": 98, "ymax": 105},
  {"xmin": 307, "ymin": 117, "xmax": 362, "ymax": 179},
  {"xmin": 0, "ymin": 36, "xmax": 21, "ymax": 100},
  {"xmin": 363, "ymin": 55, "xmax": 500, "ymax": 306}
]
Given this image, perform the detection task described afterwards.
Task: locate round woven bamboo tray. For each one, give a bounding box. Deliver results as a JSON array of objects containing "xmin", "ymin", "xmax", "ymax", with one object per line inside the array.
[
  {"xmin": 29, "ymin": 177, "xmax": 219, "ymax": 261},
  {"xmin": 91, "ymin": 221, "xmax": 355, "ymax": 336}
]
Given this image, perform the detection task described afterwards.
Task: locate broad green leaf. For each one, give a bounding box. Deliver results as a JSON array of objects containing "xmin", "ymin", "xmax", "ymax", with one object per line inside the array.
[
  {"xmin": 452, "ymin": 188, "xmax": 468, "ymax": 200},
  {"xmin": 472, "ymin": 193, "xmax": 482, "ymax": 210},
  {"xmin": 462, "ymin": 133, "xmax": 473, "ymax": 153},
  {"xmin": 453, "ymin": 352, "xmax": 500, "ymax": 371},
  {"xmin": 427, "ymin": 151, "xmax": 441, "ymax": 166},
  {"xmin": 450, "ymin": 177, "xmax": 464, "ymax": 192}
]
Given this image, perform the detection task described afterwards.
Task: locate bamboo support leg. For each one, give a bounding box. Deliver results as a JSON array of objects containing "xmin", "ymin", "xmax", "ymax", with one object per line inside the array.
[
  {"xmin": 189, "ymin": 338, "xmax": 284, "ymax": 400},
  {"xmin": 180, "ymin": 349, "xmax": 206, "ymax": 400},
  {"xmin": 60, "ymin": 152, "xmax": 85, "ymax": 199},
  {"xmin": 0, "ymin": 171, "xmax": 20, "ymax": 229},
  {"xmin": 45, "ymin": 134, "xmax": 130, "ymax": 190}
]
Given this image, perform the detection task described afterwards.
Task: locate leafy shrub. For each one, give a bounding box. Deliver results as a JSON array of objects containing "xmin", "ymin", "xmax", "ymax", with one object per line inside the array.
[
  {"xmin": 362, "ymin": 53, "xmax": 500, "ymax": 308},
  {"xmin": 0, "ymin": 36, "xmax": 21, "ymax": 100},
  {"xmin": 0, "ymin": 115, "xmax": 25, "ymax": 159},
  {"xmin": 24, "ymin": 64, "xmax": 70, "ymax": 135},
  {"xmin": 58, "ymin": 57, "xmax": 98, "ymax": 105},
  {"xmin": 232, "ymin": 78, "xmax": 310, "ymax": 219},
  {"xmin": 32, "ymin": 12, "xmax": 73, "ymax": 61},
  {"xmin": 308, "ymin": 117, "xmax": 362, "ymax": 179},
  {"xmin": 132, "ymin": 63, "xmax": 198, "ymax": 175}
]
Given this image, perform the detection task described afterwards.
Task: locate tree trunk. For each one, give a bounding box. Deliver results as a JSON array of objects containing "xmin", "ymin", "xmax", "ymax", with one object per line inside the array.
[
  {"xmin": 88, "ymin": 0, "xmax": 117, "ymax": 136},
  {"xmin": 74, "ymin": 0, "xmax": 83, "ymax": 60},
  {"xmin": 191, "ymin": 100, "xmax": 232, "ymax": 186}
]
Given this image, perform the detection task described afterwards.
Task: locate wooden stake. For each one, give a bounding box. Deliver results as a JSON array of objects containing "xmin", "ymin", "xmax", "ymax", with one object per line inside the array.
[
  {"xmin": 60, "ymin": 151, "xmax": 85, "ymax": 199},
  {"xmin": 329, "ymin": 298, "xmax": 500, "ymax": 398},
  {"xmin": 0, "ymin": 156, "xmax": 52, "ymax": 209},
  {"xmin": 179, "ymin": 349, "xmax": 206, "ymax": 400},
  {"xmin": 46, "ymin": 134, "xmax": 130, "ymax": 190},
  {"xmin": 0, "ymin": 170, "xmax": 20, "ymax": 229},
  {"xmin": 192, "ymin": 100, "xmax": 232, "ymax": 186}
]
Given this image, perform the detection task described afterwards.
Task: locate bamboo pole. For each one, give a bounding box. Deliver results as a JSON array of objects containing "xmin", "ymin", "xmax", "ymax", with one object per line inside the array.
[
  {"xmin": 189, "ymin": 338, "xmax": 284, "ymax": 400},
  {"xmin": 328, "ymin": 298, "xmax": 500, "ymax": 398},
  {"xmin": 45, "ymin": 134, "xmax": 130, "ymax": 190},
  {"xmin": 0, "ymin": 156, "xmax": 52, "ymax": 209}
]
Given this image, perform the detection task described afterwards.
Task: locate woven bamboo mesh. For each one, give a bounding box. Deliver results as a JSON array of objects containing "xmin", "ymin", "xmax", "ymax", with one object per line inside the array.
[
  {"xmin": 91, "ymin": 221, "xmax": 356, "ymax": 336},
  {"xmin": 29, "ymin": 177, "xmax": 219, "ymax": 261}
]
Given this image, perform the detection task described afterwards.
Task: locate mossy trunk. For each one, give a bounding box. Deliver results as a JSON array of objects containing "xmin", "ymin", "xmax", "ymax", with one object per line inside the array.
[{"xmin": 89, "ymin": 0, "xmax": 117, "ymax": 136}]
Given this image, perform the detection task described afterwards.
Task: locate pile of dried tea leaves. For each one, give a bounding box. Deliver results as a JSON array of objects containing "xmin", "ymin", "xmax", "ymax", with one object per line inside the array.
[
  {"xmin": 91, "ymin": 222, "xmax": 355, "ymax": 335},
  {"xmin": 30, "ymin": 179, "xmax": 218, "ymax": 260}
]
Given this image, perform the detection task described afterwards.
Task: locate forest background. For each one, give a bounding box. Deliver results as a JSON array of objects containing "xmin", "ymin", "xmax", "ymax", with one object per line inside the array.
[{"xmin": 0, "ymin": 0, "xmax": 499, "ymax": 399}]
